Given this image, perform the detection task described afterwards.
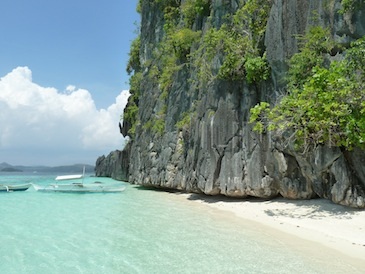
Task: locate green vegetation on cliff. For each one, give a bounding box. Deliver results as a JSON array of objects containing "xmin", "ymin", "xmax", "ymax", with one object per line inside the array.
[
  {"xmin": 340, "ymin": 0, "xmax": 364, "ymax": 13},
  {"xmin": 250, "ymin": 26, "xmax": 365, "ymax": 150},
  {"xmin": 191, "ymin": 0, "xmax": 271, "ymax": 83},
  {"xmin": 137, "ymin": 0, "xmax": 272, "ymax": 131},
  {"xmin": 126, "ymin": 0, "xmax": 364, "ymax": 148},
  {"xmin": 124, "ymin": 0, "xmax": 271, "ymax": 135},
  {"xmin": 124, "ymin": 35, "xmax": 142, "ymax": 137}
]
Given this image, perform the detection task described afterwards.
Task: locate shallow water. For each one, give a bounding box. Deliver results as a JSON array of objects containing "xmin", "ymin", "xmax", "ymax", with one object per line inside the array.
[{"xmin": 0, "ymin": 173, "xmax": 360, "ymax": 273}]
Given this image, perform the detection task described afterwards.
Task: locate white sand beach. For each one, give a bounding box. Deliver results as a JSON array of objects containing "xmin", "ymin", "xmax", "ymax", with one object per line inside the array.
[{"xmin": 170, "ymin": 192, "xmax": 365, "ymax": 269}]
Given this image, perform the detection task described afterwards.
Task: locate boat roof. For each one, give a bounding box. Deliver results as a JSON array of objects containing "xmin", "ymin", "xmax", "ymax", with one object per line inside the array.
[{"xmin": 55, "ymin": 174, "xmax": 83, "ymax": 181}]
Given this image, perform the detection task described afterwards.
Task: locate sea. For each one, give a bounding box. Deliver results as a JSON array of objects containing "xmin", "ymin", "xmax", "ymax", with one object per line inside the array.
[{"xmin": 0, "ymin": 172, "xmax": 361, "ymax": 274}]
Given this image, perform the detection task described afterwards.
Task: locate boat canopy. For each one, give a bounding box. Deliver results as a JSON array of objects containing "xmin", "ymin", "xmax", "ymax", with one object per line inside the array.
[{"xmin": 55, "ymin": 174, "xmax": 83, "ymax": 181}]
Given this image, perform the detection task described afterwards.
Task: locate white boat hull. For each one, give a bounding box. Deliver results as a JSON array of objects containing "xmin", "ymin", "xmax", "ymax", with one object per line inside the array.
[
  {"xmin": 36, "ymin": 183, "xmax": 126, "ymax": 193},
  {"xmin": 0, "ymin": 183, "xmax": 32, "ymax": 192}
]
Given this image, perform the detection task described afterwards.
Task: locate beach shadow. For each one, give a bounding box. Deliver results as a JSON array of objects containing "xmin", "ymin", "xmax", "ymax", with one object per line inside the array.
[
  {"xmin": 133, "ymin": 185, "xmax": 360, "ymax": 219},
  {"xmin": 263, "ymin": 197, "xmax": 360, "ymax": 220},
  {"xmin": 187, "ymin": 192, "xmax": 270, "ymax": 204},
  {"xmin": 186, "ymin": 192, "xmax": 360, "ymax": 220},
  {"xmin": 133, "ymin": 185, "xmax": 179, "ymax": 193}
]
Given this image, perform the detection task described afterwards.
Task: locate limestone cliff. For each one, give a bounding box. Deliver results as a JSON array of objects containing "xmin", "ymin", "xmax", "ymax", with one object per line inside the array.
[
  {"xmin": 108, "ymin": 0, "xmax": 365, "ymax": 208},
  {"xmin": 95, "ymin": 149, "xmax": 129, "ymax": 181}
]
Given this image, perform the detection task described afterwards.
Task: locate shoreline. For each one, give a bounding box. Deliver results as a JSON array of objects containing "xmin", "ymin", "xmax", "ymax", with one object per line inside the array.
[{"xmin": 167, "ymin": 191, "xmax": 365, "ymax": 268}]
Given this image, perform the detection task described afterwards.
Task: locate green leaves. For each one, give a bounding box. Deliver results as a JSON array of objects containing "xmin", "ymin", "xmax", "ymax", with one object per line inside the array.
[
  {"xmin": 127, "ymin": 37, "xmax": 141, "ymax": 75},
  {"xmin": 182, "ymin": 0, "xmax": 272, "ymax": 84},
  {"xmin": 249, "ymin": 102, "xmax": 270, "ymax": 132},
  {"xmin": 176, "ymin": 111, "xmax": 196, "ymax": 131},
  {"xmin": 182, "ymin": 0, "xmax": 211, "ymax": 26},
  {"xmin": 245, "ymin": 54, "xmax": 270, "ymax": 84},
  {"xmin": 170, "ymin": 28, "xmax": 201, "ymax": 59},
  {"xmin": 233, "ymin": 0, "xmax": 272, "ymax": 47},
  {"xmin": 339, "ymin": 0, "xmax": 363, "ymax": 14},
  {"xmin": 287, "ymin": 27, "xmax": 334, "ymax": 89},
  {"xmin": 250, "ymin": 27, "xmax": 365, "ymax": 150}
]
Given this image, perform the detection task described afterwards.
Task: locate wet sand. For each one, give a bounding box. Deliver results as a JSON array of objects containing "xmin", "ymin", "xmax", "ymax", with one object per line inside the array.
[{"xmin": 169, "ymin": 192, "xmax": 365, "ymax": 270}]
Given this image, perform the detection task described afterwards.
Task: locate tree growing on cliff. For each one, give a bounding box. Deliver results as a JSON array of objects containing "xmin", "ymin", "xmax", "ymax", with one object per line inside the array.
[
  {"xmin": 250, "ymin": 27, "xmax": 365, "ymax": 151},
  {"xmin": 124, "ymin": 34, "xmax": 142, "ymax": 138}
]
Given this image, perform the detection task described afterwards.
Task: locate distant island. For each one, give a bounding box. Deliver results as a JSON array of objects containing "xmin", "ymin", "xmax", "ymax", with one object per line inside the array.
[
  {"xmin": 0, "ymin": 162, "xmax": 95, "ymax": 173},
  {"xmin": 1, "ymin": 167, "xmax": 23, "ymax": 172}
]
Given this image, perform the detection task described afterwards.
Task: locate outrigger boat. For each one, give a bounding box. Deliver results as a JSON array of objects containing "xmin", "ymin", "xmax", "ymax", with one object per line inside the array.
[
  {"xmin": 35, "ymin": 167, "xmax": 126, "ymax": 193},
  {"xmin": 36, "ymin": 182, "xmax": 126, "ymax": 193},
  {"xmin": 0, "ymin": 183, "xmax": 32, "ymax": 192}
]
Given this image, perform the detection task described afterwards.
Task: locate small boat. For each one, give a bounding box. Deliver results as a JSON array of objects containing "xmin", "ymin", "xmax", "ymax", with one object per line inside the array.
[
  {"xmin": 0, "ymin": 183, "xmax": 32, "ymax": 192},
  {"xmin": 36, "ymin": 182, "xmax": 126, "ymax": 193},
  {"xmin": 35, "ymin": 167, "xmax": 126, "ymax": 193}
]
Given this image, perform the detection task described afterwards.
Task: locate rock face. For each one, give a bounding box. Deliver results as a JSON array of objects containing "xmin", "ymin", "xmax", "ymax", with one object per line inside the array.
[
  {"xmin": 114, "ymin": 0, "xmax": 365, "ymax": 208},
  {"xmin": 95, "ymin": 149, "xmax": 129, "ymax": 181}
]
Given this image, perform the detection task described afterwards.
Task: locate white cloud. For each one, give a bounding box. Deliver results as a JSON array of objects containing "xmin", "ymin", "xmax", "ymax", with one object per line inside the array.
[
  {"xmin": 0, "ymin": 67, "xmax": 130, "ymax": 165},
  {"xmin": 65, "ymin": 85, "xmax": 76, "ymax": 93},
  {"xmin": 81, "ymin": 91, "xmax": 130, "ymax": 148}
]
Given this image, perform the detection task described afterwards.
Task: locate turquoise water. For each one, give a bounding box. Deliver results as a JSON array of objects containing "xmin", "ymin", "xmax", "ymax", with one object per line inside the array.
[{"xmin": 0, "ymin": 173, "xmax": 360, "ymax": 273}]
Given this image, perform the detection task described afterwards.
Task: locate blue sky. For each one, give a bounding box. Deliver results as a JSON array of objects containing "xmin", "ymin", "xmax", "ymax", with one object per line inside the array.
[
  {"xmin": 1, "ymin": 0, "xmax": 139, "ymax": 109},
  {"xmin": 0, "ymin": 0, "xmax": 140, "ymax": 166}
]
